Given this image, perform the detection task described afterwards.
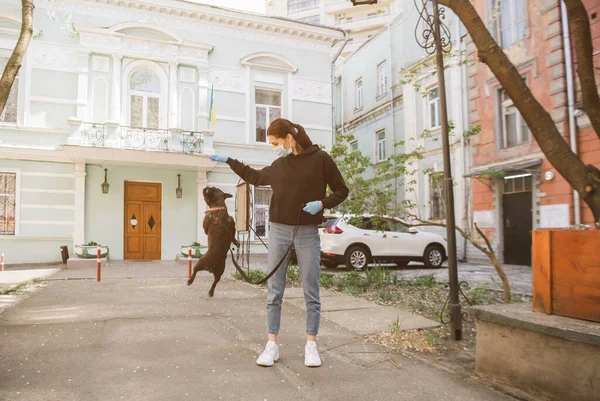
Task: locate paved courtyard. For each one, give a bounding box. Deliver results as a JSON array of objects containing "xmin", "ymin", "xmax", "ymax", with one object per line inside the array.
[{"xmin": 0, "ymin": 261, "xmax": 516, "ymax": 401}]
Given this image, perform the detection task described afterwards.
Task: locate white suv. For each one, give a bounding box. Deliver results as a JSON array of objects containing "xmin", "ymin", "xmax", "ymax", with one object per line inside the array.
[{"xmin": 320, "ymin": 215, "xmax": 448, "ymax": 269}]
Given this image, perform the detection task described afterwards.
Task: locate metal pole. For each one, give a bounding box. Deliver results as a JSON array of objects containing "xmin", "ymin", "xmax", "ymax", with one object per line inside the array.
[{"xmin": 432, "ymin": 0, "xmax": 462, "ymax": 340}]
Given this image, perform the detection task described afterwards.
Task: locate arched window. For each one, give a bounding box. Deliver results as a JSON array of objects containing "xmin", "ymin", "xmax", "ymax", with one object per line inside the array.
[{"xmin": 128, "ymin": 69, "xmax": 162, "ymax": 129}]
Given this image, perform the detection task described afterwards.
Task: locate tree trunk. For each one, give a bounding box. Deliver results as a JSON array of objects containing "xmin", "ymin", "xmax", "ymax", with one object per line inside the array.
[
  {"xmin": 0, "ymin": 0, "xmax": 34, "ymax": 116},
  {"xmin": 440, "ymin": 0, "xmax": 600, "ymax": 226},
  {"xmin": 563, "ymin": 0, "xmax": 600, "ymax": 140}
]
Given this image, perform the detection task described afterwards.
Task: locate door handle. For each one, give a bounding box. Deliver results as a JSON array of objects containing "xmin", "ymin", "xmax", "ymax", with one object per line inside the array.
[
  {"xmin": 363, "ymin": 233, "xmax": 370, "ymax": 236},
  {"xmin": 393, "ymin": 236, "xmax": 399, "ymax": 238}
]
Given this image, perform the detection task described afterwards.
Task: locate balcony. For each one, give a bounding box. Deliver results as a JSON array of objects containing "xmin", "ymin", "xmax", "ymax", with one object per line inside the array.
[{"xmin": 69, "ymin": 121, "xmax": 213, "ymax": 155}]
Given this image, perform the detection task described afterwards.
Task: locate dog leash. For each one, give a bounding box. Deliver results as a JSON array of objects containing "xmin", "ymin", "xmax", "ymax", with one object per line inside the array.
[{"xmin": 229, "ymin": 207, "xmax": 304, "ymax": 285}]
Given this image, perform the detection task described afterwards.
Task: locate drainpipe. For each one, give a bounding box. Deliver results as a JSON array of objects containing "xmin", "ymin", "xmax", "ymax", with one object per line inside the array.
[
  {"xmin": 561, "ymin": 1, "xmax": 580, "ymax": 225},
  {"xmin": 455, "ymin": 16, "xmax": 469, "ymax": 261},
  {"xmin": 388, "ymin": 20, "xmax": 397, "ymax": 207},
  {"xmin": 331, "ymin": 31, "xmax": 350, "ymax": 146}
]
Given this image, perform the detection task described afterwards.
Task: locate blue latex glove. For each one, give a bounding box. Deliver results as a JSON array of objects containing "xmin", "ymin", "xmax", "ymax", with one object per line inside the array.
[
  {"xmin": 210, "ymin": 154, "xmax": 228, "ymax": 163},
  {"xmin": 303, "ymin": 200, "xmax": 323, "ymax": 215}
]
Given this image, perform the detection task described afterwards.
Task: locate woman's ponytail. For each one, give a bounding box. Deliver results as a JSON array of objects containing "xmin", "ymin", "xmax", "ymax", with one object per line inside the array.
[
  {"xmin": 267, "ymin": 118, "xmax": 313, "ymax": 152},
  {"xmin": 292, "ymin": 123, "xmax": 313, "ymax": 150}
]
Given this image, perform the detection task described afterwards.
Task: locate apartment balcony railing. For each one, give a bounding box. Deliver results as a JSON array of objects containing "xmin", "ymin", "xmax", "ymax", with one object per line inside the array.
[{"xmin": 68, "ymin": 119, "xmax": 213, "ymax": 155}]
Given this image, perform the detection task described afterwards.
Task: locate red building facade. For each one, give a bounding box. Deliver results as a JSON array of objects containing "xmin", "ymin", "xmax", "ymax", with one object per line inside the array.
[{"xmin": 465, "ymin": 0, "xmax": 599, "ymax": 265}]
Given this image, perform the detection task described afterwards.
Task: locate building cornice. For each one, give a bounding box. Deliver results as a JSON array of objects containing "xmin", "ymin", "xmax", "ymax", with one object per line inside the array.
[
  {"xmin": 340, "ymin": 95, "xmax": 403, "ymax": 132},
  {"xmin": 47, "ymin": 0, "xmax": 344, "ymax": 46}
]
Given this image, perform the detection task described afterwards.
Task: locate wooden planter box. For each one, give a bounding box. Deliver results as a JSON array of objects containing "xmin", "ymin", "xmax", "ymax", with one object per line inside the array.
[{"xmin": 533, "ymin": 230, "xmax": 600, "ymax": 323}]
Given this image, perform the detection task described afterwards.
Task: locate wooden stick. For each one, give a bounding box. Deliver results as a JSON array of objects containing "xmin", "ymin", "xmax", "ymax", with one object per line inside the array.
[
  {"xmin": 188, "ymin": 247, "xmax": 192, "ymax": 279},
  {"xmin": 96, "ymin": 246, "xmax": 101, "ymax": 282}
]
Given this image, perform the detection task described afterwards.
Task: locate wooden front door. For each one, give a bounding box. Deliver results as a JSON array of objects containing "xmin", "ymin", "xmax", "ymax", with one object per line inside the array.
[{"xmin": 124, "ymin": 182, "xmax": 162, "ymax": 260}]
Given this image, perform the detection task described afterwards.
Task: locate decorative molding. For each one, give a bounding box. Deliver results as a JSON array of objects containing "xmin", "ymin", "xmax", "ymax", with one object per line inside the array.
[
  {"xmin": 180, "ymin": 67, "xmax": 196, "ymax": 83},
  {"xmin": 75, "ymin": 23, "xmax": 213, "ymax": 64},
  {"xmin": 240, "ymin": 52, "xmax": 298, "ymax": 73},
  {"xmin": 21, "ymin": 188, "xmax": 76, "ymax": 194},
  {"xmin": 21, "ymin": 220, "xmax": 75, "ymax": 225},
  {"xmin": 46, "ymin": 0, "xmax": 342, "ymax": 51},
  {"xmin": 0, "ymin": 236, "xmax": 72, "ymax": 241},
  {"xmin": 92, "ymin": 55, "xmax": 110, "ymax": 73},
  {"xmin": 291, "ymin": 77, "xmax": 331, "ymax": 104},
  {"xmin": 209, "ymin": 67, "xmax": 247, "ymax": 94},
  {"xmin": 107, "ymin": 21, "xmax": 184, "ymax": 43},
  {"xmin": 21, "ymin": 204, "xmax": 75, "ymax": 210},
  {"xmin": 30, "ymin": 96, "xmax": 81, "ymax": 106},
  {"xmin": 29, "ymin": 44, "xmax": 78, "ymax": 72},
  {"xmin": 21, "ymin": 172, "xmax": 74, "ymax": 178}
]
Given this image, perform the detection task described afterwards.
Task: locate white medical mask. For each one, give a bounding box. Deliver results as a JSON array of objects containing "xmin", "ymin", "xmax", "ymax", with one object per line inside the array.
[{"xmin": 274, "ymin": 138, "xmax": 293, "ymax": 158}]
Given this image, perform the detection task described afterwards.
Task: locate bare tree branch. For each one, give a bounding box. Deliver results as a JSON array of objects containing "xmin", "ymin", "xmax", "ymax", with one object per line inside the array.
[
  {"xmin": 0, "ymin": 0, "xmax": 34, "ymax": 115},
  {"xmin": 405, "ymin": 215, "xmax": 511, "ymax": 301},
  {"xmin": 563, "ymin": 0, "xmax": 600, "ymax": 140}
]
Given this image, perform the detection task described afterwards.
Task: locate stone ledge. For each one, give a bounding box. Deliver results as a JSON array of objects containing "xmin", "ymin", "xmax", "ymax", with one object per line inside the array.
[{"xmin": 469, "ymin": 303, "xmax": 600, "ymax": 347}]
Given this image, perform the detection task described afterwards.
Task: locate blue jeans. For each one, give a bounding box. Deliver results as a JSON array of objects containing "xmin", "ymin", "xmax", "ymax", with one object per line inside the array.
[{"xmin": 266, "ymin": 222, "xmax": 321, "ymax": 336}]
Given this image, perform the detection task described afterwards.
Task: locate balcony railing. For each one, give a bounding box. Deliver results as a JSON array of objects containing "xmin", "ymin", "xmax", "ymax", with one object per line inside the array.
[
  {"xmin": 122, "ymin": 126, "xmax": 171, "ymax": 151},
  {"xmin": 68, "ymin": 120, "xmax": 213, "ymax": 155}
]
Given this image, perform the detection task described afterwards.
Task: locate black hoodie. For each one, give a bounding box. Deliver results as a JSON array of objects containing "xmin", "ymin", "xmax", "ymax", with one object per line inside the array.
[{"xmin": 226, "ymin": 145, "xmax": 349, "ymax": 226}]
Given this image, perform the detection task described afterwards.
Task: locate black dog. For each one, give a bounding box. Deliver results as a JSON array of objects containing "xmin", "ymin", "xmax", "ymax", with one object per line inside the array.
[{"xmin": 187, "ymin": 187, "xmax": 239, "ymax": 297}]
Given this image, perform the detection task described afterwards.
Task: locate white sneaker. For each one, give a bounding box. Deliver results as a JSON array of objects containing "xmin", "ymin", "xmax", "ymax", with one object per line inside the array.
[
  {"xmin": 304, "ymin": 341, "xmax": 322, "ymax": 367},
  {"xmin": 256, "ymin": 341, "xmax": 279, "ymax": 367}
]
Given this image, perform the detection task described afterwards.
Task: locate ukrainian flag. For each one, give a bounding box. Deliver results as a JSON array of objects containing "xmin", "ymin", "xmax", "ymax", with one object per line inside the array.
[{"xmin": 208, "ymin": 85, "xmax": 216, "ymax": 125}]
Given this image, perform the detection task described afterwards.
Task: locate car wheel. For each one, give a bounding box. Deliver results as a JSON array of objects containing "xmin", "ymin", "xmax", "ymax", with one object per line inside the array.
[
  {"xmin": 424, "ymin": 245, "xmax": 445, "ymax": 269},
  {"xmin": 345, "ymin": 246, "xmax": 369, "ymax": 270}
]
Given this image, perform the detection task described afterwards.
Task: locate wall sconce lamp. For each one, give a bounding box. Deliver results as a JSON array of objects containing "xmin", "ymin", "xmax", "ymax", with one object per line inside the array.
[
  {"xmin": 101, "ymin": 168, "xmax": 110, "ymax": 194},
  {"xmin": 176, "ymin": 173, "xmax": 183, "ymax": 198}
]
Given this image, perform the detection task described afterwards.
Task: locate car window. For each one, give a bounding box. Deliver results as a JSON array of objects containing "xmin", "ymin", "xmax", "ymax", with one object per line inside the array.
[
  {"xmin": 319, "ymin": 217, "xmax": 336, "ymax": 229},
  {"xmin": 324, "ymin": 218, "xmax": 340, "ymax": 228},
  {"xmin": 390, "ymin": 220, "xmax": 410, "ymax": 233},
  {"xmin": 362, "ymin": 217, "xmax": 391, "ymax": 231}
]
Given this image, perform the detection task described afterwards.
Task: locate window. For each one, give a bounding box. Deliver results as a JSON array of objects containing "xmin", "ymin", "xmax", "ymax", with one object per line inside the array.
[
  {"xmin": 129, "ymin": 69, "xmax": 161, "ymax": 129},
  {"xmin": 355, "ymin": 78, "xmax": 363, "ymax": 110},
  {"xmin": 297, "ymin": 14, "xmax": 320, "ymax": 24},
  {"xmin": 288, "ymin": 0, "xmax": 319, "ymax": 14},
  {"xmin": 0, "ymin": 58, "xmax": 18, "ymax": 123},
  {"xmin": 350, "ymin": 140, "xmax": 358, "ymax": 152},
  {"xmin": 0, "ymin": 172, "xmax": 17, "ymax": 235},
  {"xmin": 492, "ymin": 0, "xmax": 525, "ymax": 48},
  {"xmin": 503, "ymin": 173, "xmax": 532, "ymax": 194},
  {"xmin": 255, "ymin": 89, "xmax": 282, "ymax": 143},
  {"xmin": 428, "ymin": 87, "xmax": 440, "ymax": 129},
  {"xmin": 376, "ymin": 130, "xmax": 387, "ymax": 162},
  {"xmin": 429, "ymin": 172, "xmax": 446, "ymax": 220},
  {"xmin": 499, "ymin": 89, "xmax": 529, "ymax": 148},
  {"xmin": 377, "ymin": 61, "xmax": 388, "ymax": 97},
  {"xmin": 253, "ymin": 187, "xmax": 273, "ymax": 239}
]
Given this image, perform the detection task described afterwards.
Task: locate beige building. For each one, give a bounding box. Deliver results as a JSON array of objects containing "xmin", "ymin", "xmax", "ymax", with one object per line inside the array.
[{"xmin": 266, "ymin": 0, "xmax": 402, "ymax": 55}]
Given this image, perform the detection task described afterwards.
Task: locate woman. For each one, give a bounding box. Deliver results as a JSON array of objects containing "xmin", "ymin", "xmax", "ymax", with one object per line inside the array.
[{"xmin": 209, "ymin": 118, "xmax": 349, "ymax": 368}]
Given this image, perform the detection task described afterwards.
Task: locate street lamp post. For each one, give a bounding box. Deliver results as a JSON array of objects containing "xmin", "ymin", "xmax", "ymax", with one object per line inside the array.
[{"xmin": 414, "ymin": 0, "xmax": 463, "ymax": 340}]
